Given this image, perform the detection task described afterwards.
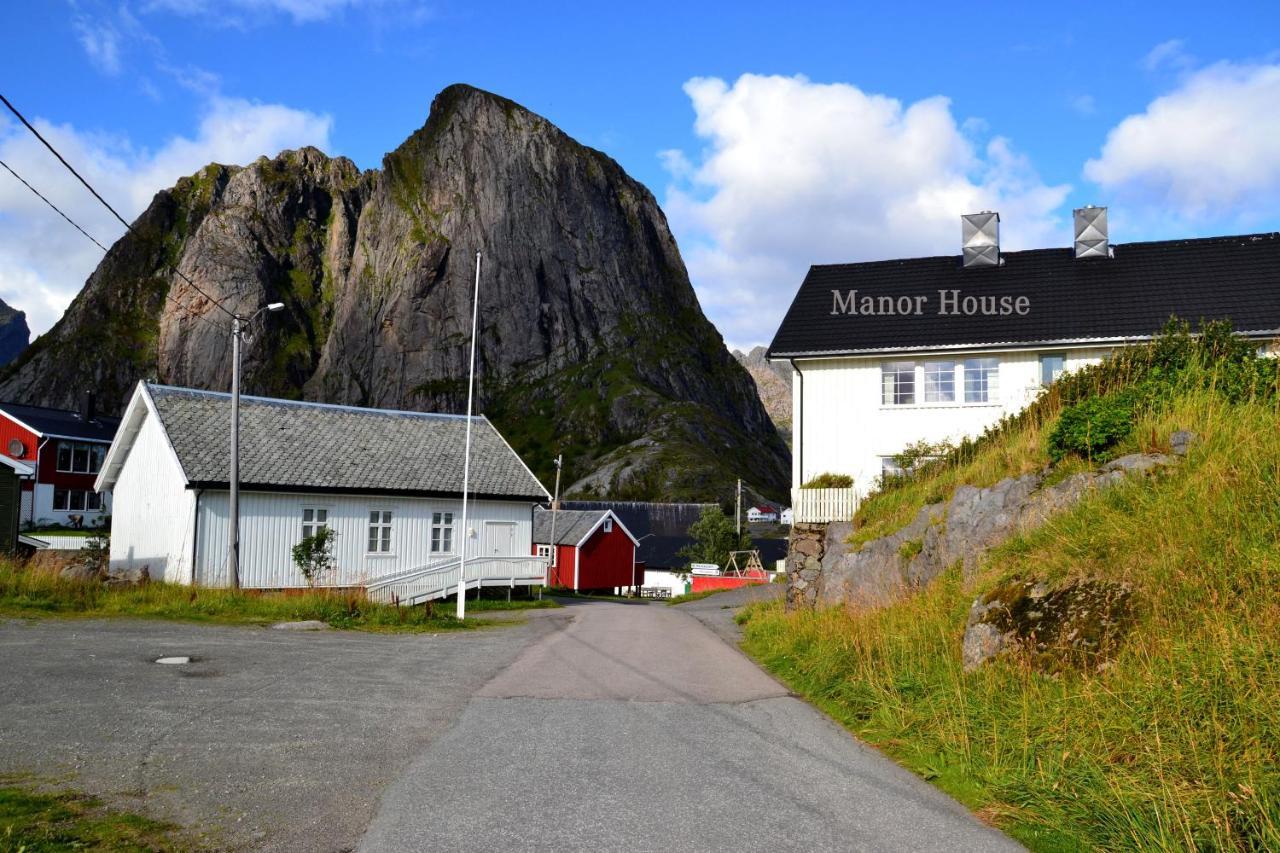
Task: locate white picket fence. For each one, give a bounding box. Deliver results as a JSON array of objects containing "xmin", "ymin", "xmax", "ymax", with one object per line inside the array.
[{"xmin": 791, "ymin": 487, "xmax": 859, "ymax": 523}]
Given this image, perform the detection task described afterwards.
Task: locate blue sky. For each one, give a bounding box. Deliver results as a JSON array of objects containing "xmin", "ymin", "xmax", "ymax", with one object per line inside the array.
[{"xmin": 2, "ymin": 1, "xmax": 1278, "ymax": 348}]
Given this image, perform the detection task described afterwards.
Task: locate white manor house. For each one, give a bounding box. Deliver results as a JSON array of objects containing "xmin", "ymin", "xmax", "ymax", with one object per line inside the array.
[{"xmin": 768, "ymin": 209, "xmax": 1280, "ymax": 513}]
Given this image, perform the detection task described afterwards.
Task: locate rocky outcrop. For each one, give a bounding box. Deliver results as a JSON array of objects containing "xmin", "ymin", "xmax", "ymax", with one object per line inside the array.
[
  {"xmin": 0, "ymin": 84, "xmax": 789, "ymax": 504},
  {"xmin": 0, "ymin": 298, "xmax": 29, "ymax": 366},
  {"xmin": 789, "ymin": 446, "xmax": 1188, "ymax": 611},
  {"xmin": 962, "ymin": 577, "xmax": 1135, "ymax": 671},
  {"xmin": 734, "ymin": 346, "xmax": 791, "ymax": 443}
]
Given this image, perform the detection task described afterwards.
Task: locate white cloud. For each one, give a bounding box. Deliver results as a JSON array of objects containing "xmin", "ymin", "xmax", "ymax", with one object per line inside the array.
[
  {"xmin": 0, "ymin": 98, "xmax": 332, "ymax": 336},
  {"xmin": 1084, "ymin": 61, "xmax": 1280, "ymax": 219},
  {"xmin": 662, "ymin": 74, "xmax": 1070, "ymax": 350},
  {"xmin": 74, "ymin": 17, "xmax": 123, "ymax": 75},
  {"xmin": 1143, "ymin": 39, "xmax": 1194, "ymax": 73},
  {"xmin": 144, "ymin": 0, "xmax": 426, "ymax": 25}
]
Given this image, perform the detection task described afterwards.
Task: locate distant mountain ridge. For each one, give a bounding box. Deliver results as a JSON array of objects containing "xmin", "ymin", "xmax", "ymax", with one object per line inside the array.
[
  {"xmin": 734, "ymin": 345, "xmax": 792, "ymax": 444},
  {"xmin": 0, "ymin": 84, "xmax": 789, "ymax": 503}
]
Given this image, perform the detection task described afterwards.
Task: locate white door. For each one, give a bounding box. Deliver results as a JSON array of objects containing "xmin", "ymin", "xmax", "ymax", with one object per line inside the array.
[{"xmin": 484, "ymin": 521, "xmax": 516, "ymax": 556}]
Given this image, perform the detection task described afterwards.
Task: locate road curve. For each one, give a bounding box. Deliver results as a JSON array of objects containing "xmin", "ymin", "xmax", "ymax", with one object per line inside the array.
[{"xmin": 359, "ymin": 597, "xmax": 1020, "ymax": 852}]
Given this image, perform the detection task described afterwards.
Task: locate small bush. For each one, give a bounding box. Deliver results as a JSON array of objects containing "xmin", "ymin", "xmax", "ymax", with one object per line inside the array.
[
  {"xmin": 802, "ymin": 472, "xmax": 853, "ymax": 488},
  {"xmin": 1046, "ymin": 390, "xmax": 1138, "ymax": 461}
]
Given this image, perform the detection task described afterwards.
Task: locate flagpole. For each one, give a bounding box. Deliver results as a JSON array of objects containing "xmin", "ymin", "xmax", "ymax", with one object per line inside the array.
[{"xmin": 457, "ymin": 250, "xmax": 482, "ymax": 619}]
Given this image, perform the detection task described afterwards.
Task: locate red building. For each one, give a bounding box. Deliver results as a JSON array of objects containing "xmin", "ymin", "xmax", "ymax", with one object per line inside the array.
[
  {"xmin": 0, "ymin": 394, "xmax": 119, "ymax": 528},
  {"xmin": 533, "ymin": 507, "xmax": 641, "ymax": 592}
]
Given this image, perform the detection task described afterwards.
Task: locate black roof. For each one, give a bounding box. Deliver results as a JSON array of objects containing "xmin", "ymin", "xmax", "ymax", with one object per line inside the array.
[
  {"xmin": 0, "ymin": 401, "xmax": 120, "ymax": 442},
  {"xmin": 768, "ymin": 233, "xmax": 1280, "ymax": 358}
]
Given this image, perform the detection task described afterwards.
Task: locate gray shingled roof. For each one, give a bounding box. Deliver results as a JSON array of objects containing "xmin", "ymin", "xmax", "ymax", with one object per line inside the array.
[
  {"xmin": 532, "ymin": 507, "xmax": 610, "ymax": 546},
  {"xmin": 146, "ymin": 384, "xmax": 548, "ymax": 500}
]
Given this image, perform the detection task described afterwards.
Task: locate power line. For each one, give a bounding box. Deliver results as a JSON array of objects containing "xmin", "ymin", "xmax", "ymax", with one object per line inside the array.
[
  {"xmin": 0, "ymin": 92, "xmax": 235, "ymax": 318},
  {"xmin": 0, "ymin": 156, "xmax": 222, "ymax": 332}
]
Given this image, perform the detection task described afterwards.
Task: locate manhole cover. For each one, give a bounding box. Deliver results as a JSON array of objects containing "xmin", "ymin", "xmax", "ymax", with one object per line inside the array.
[{"xmin": 155, "ymin": 656, "xmax": 192, "ymax": 665}]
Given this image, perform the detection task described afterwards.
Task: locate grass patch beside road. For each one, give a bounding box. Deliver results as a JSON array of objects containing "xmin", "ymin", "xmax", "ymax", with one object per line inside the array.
[
  {"xmin": 0, "ymin": 560, "xmax": 513, "ymax": 632},
  {"xmin": 666, "ymin": 588, "xmax": 726, "ymax": 606},
  {"xmin": 0, "ymin": 782, "xmax": 190, "ymax": 852}
]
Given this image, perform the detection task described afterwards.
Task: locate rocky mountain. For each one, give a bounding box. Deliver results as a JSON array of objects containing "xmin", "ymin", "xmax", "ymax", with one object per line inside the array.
[
  {"xmin": 0, "ymin": 84, "xmax": 789, "ymax": 503},
  {"xmin": 0, "ymin": 299, "xmax": 29, "ymax": 366},
  {"xmin": 734, "ymin": 345, "xmax": 791, "ymax": 444}
]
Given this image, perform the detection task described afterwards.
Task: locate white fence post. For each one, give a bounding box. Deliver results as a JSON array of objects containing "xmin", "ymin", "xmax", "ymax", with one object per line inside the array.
[{"xmin": 791, "ymin": 487, "xmax": 859, "ymax": 523}]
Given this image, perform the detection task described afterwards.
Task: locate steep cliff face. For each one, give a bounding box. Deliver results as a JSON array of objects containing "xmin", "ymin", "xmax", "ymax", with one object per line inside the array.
[
  {"xmin": 0, "ymin": 84, "xmax": 789, "ymax": 503},
  {"xmin": 0, "ymin": 299, "xmax": 28, "ymax": 366},
  {"xmin": 734, "ymin": 345, "xmax": 792, "ymax": 444}
]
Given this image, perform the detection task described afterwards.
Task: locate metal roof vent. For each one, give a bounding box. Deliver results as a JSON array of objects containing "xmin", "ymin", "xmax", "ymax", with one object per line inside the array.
[
  {"xmin": 1074, "ymin": 206, "xmax": 1109, "ymax": 259},
  {"xmin": 961, "ymin": 211, "xmax": 1000, "ymax": 268}
]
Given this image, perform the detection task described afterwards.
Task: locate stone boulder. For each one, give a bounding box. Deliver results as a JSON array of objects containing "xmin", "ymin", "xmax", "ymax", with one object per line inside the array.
[
  {"xmin": 962, "ymin": 577, "xmax": 1135, "ymax": 671},
  {"xmin": 105, "ymin": 563, "xmax": 150, "ymax": 586},
  {"xmin": 59, "ymin": 557, "xmax": 104, "ymax": 583}
]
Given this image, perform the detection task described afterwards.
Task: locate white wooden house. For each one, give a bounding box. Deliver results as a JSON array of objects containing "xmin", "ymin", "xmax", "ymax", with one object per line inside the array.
[
  {"xmin": 96, "ymin": 383, "xmax": 550, "ymax": 594},
  {"xmin": 769, "ymin": 210, "xmax": 1280, "ymax": 517}
]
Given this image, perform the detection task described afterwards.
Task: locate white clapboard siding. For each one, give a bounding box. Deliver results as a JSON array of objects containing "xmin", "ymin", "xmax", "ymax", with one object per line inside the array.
[
  {"xmin": 106, "ymin": 412, "xmax": 197, "ymax": 584},
  {"xmin": 791, "ymin": 488, "xmax": 859, "ymax": 524},
  {"xmin": 193, "ymin": 490, "xmax": 537, "ymax": 588},
  {"xmin": 793, "ymin": 347, "xmax": 1113, "ymax": 493}
]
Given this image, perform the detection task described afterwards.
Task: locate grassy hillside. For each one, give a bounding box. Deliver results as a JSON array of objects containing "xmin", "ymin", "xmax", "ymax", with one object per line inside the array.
[{"xmin": 740, "ymin": 323, "xmax": 1280, "ymax": 850}]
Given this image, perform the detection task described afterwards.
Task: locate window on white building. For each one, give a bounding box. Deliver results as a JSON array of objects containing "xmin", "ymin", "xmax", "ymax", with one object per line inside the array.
[
  {"xmin": 923, "ymin": 361, "xmax": 956, "ymax": 403},
  {"xmin": 963, "ymin": 358, "xmax": 999, "ymax": 403},
  {"xmin": 430, "ymin": 511, "xmax": 454, "ymax": 553},
  {"xmin": 882, "ymin": 361, "xmax": 915, "ymax": 405},
  {"xmin": 56, "ymin": 441, "xmax": 105, "ymax": 474},
  {"xmin": 1039, "ymin": 353, "xmax": 1066, "ymax": 387},
  {"xmin": 367, "ymin": 510, "xmax": 393, "ymax": 553},
  {"xmin": 880, "ymin": 457, "xmax": 907, "ymax": 479},
  {"xmin": 301, "ymin": 507, "xmax": 328, "ymax": 539},
  {"xmin": 53, "ymin": 489, "xmax": 102, "ymax": 512}
]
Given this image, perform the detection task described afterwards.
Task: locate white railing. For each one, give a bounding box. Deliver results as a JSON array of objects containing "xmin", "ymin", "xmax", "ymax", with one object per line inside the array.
[
  {"xmin": 791, "ymin": 487, "xmax": 859, "ymax": 523},
  {"xmin": 365, "ymin": 555, "xmax": 548, "ymax": 606}
]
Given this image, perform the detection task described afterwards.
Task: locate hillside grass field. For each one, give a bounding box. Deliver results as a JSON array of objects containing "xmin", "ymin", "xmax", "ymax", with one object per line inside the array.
[{"xmin": 740, "ymin": 324, "xmax": 1280, "ymax": 850}]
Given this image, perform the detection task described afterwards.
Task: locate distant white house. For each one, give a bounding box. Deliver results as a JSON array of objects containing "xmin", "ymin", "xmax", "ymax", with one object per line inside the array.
[
  {"xmin": 779, "ymin": 508, "xmax": 793, "ymax": 525},
  {"xmin": 769, "ymin": 210, "xmax": 1280, "ymax": 501},
  {"xmin": 96, "ymin": 383, "xmax": 550, "ymax": 590},
  {"xmin": 746, "ymin": 505, "xmax": 778, "ymax": 523}
]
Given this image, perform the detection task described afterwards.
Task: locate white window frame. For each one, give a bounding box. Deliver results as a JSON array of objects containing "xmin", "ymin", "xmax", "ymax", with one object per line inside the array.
[
  {"xmin": 430, "ymin": 511, "xmax": 454, "ymax": 554},
  {"xmin": 536, "ymin": 544, "xmax": 553, "ymax": 561},
  {"xmin": 962, "ymin": 357, "xmax": 1000, "ymax": 404},
  {"xmin": 880, "ymin": 457, "xmax": 908, "ymax": 479},
  {"xmin": 367, "ymin": 509, "xmax": 393, "ymax": 555},
  {"xmin": 923, "ymin": 360, "xmax": 956, "ymax": 403},
  {"xmin": 1039, "ymin": 353, "xmax": 1066, "ymax": 387},
  {"xmin": 602, "ymin": 517, "xmax": 613, "ymax": 533},
  {"xmin": 301, "ymin": 506, "xmax": 329, "ymax": 540},
  {"xmin": 53, "ymin": 488, "xmax": 102, "ymax": 512},
  {"xmin": 882, "ymin": 361, "xmax": 916, "ymax": 405}
]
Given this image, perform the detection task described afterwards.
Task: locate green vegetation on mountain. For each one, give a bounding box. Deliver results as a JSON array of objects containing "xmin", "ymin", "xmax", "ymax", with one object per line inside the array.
[{"xmin": 741, "ymin": 322, "xmax": 1280, "ymax": 849}]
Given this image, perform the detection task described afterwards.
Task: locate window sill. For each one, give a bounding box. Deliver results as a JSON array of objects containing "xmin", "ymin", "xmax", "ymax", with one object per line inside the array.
[{"xmin": 879, "ymin": 402, "xmax": 1002, "ymax": 411}]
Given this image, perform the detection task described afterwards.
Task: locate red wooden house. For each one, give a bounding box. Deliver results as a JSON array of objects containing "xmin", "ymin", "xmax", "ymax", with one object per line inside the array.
[
  {"xmin": 533, "ymin": 507, "xmax": 641, "ymax": 591},
  {"xmin": 0, "ymin": 394, "xmax": 119, "ymax": 528}
]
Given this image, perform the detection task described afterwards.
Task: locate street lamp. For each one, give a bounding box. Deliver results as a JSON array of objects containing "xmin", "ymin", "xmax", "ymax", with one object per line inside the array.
[{"xmin": 228, "ymin": 301, "xmax": 285, "ymax": 590}]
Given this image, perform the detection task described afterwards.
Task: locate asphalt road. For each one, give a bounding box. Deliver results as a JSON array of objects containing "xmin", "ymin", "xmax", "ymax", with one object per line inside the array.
[
  {"xmin": 0, "ymin": 614, "xmax": 566, "ymax": 851},
  {"xmin": 360, "ymin": 594, "xmax": 1020, "ymax": 852}
]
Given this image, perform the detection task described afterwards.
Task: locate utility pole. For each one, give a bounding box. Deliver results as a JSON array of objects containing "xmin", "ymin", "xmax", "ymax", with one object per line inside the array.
[
  {"xmin": 228, "ymin": 302, "xmax": 284, "ymax": 591},
  {"xmin": 229, "ymin": 316, "xmax": 241, "ymax": 590},
  {"xmin": 547, "ymin": 454, "xmax": 562, "ymax": 586},
  {"xmin": 457, "ymin": 251, "xmax": 482, "ymax": 620},
  {"xmin": 736, "ymin": 478, "xmax": 742, "ymax": 536}
]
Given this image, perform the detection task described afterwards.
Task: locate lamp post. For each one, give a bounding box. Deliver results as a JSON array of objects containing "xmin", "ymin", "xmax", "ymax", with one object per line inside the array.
[
  {"xmin": 457, "ymin": 251, "xmax": 482, "ymax": 619},
  {"xmin": 228, "ymin": 301, "xmax": 285, "ymax": 590}
]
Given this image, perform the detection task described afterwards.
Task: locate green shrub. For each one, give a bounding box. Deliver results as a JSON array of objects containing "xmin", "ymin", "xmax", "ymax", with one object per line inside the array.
[
  {"xmin": 1046, "ymin": 390, "xmax": 1138, "ymax": 461},
  {"xmin": 802, "ymin": 472, "xmax": 854, "ymax": 488}
]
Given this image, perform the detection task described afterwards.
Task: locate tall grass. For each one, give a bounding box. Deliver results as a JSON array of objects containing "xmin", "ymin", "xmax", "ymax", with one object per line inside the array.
[
  {"xmin": 0, "ymin": 560, "xmax": 485, "ymax": 632},
  {"xmin": 743, "ymin": 329, "xmax": 1280, "ymax": 849}
]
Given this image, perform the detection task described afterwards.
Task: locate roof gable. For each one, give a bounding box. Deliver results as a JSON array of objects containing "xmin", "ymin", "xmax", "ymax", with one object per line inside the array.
[
  {"xmin": 769, "ymin": 233, "xmax": 1280, "ymax": 357},
  {"xmin": 122, "ymin": 384, "xmax": 548, "ymax": 500}
]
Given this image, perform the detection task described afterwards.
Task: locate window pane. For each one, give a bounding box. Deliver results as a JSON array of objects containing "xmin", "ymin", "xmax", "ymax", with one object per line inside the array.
[
  {"xmin": 923, "ymin": 361, "xmax": 955, "ymax": 403},
  {"xmin": 87, "ymin": 492, "xmax": 101, "ymax": 510},
  {"xmin": 69, "ymin": 490, "xmax": 86, "ymax": 511},
  {"xmin": 368, "ymin": 535, "xmax": 378, "ymax": 551},
  {"xmin": 381, "ymin": 511, "xmax": 392, "ymax": 524},
  {"xmin": 963, "ymin": 358, "xmax": 999, "ymax": 403},
  {"xmin": 369, "ymin": 511, "xmax": 379, "ymax": 524},
  {"xmin": 303, "ymin": 508, "xmax": 314, "ymax": 522},
  {"xmin": 57, "ymin": 445, "xmax": 72, "ymax": 471},
  {"xmin": 381, "ymin": 529, "xmax": 392, "ymax": 551},
  {"xmin": 1040, "ymin": 354, "xmax": 1065, "ymax": 386},
  {"xmin": 882, "ymin": 362, "xmax": 915, "ymax": 405},
  {"xmin": 432, "ymin": 512, "xmax": 441, "ymax": 524},
  {"xmin": 54, "ymin": 488, "xmax": 68, "ymax": 510},
  {"xmin": 316, "ymin": 509, "xmax": 327, "ymax": 523},
  {"xmin": 442, "ymin": 512, "xmax": 452, "ymax": 524},
  {"xmin": 73, "ymin": 446, "xmax": 90, "ymax": 473},
  {"xmin": 443, "ymin": 528, "xmax": 453, "ymax": 552}
]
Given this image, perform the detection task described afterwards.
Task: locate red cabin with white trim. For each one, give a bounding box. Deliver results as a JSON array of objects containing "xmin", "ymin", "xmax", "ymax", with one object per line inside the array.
[{"xmin": 533, "ymin": 507, "xmax": 641, "ymax": 591}]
